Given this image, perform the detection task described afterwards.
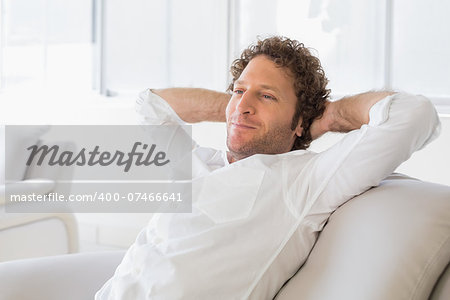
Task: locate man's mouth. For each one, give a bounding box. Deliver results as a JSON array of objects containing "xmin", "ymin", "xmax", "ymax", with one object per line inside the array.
[{"xmin": 231, "ymin": 122, "xmax": 256, "ymax": 129}]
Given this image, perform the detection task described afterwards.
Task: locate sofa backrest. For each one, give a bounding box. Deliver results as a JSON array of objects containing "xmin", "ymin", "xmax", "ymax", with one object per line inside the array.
[{"xmin": 276, "ymin": 174, "xmax": 450, "ymax": 300}]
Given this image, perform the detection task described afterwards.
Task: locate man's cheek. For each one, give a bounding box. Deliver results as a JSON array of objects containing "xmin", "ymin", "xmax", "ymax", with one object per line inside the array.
[{"xmin": 225, "ymin": 100, "xmax": 234, "ymax": 120}]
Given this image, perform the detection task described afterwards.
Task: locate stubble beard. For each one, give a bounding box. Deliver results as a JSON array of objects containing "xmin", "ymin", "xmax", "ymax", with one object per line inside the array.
[{"xmin": 226, "ymin": 123, "xmax": 295, "ymax": 161}]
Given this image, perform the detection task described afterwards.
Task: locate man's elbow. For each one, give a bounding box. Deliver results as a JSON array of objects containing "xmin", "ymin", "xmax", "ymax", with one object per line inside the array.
[{"xmin": 398, "ymin": 94, "xmax": 441, "ymax": 149}]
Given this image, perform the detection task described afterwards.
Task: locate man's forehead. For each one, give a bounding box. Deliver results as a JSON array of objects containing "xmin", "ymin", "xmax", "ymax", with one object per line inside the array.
[{"xmin": 234, "ymin": 79, "xmax": 282, "ymax": 94}]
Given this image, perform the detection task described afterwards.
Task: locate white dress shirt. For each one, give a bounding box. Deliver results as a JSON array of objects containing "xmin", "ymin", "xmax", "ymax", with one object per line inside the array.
[{"xmin": 96, "ymin": 89, "xmax": 440, "ymax": 300}]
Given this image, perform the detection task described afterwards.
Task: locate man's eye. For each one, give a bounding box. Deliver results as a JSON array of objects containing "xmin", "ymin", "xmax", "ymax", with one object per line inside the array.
[
  {"xmin": 262, "ymin": 94, "xmax": 275, "ymax": 100},
  {"xmin": 234, "ymin": 90, "xmax": 244, "ymax": 95}
]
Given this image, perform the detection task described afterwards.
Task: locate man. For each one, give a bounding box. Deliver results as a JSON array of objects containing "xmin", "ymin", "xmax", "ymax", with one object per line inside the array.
[{"xmin": 96, "ymin": 36, "xmax": 440, "ymax": 299}]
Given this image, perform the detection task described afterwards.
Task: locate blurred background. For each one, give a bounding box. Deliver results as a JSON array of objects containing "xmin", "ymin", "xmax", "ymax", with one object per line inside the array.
[{"xmin": 1, "ymin": 0, "xmax": 449, "ymax": 255}]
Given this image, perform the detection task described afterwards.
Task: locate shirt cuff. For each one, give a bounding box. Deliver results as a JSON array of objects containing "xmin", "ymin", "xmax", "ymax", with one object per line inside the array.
[
  {"xmin": 135, "ymin": 88, "xmax": 186, "ymax": 125},
  {"xmin": 368, "ymin": 93, "xmax": 396, "ymax": 126}
]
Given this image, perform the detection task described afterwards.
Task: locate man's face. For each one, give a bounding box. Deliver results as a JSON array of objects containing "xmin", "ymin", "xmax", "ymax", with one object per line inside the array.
[{"xmin": 226, "ymin": 55, "xmax": 302, "ymax": 162}]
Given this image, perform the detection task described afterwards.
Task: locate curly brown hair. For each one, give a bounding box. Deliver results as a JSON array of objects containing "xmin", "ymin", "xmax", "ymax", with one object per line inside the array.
[{"xmin": 227, "ymin": 36, "xmax": 330, "ymax": 151}]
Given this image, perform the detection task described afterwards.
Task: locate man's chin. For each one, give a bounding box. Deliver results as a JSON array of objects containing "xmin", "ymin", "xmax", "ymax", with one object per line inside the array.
[
  {"xmin": 227, "ymin": 137, "xmax": 248, "ymax": 153},
  {"xmin": 227, "ymin": 141, "xmax": 256, "ymax": 160}
]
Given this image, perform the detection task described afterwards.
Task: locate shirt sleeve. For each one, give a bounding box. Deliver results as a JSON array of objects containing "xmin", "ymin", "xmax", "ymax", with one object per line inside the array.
[
  {"xmin": 135, "ymin": 88, "xmax": 187, "ymax": 126},
  {"xmin": 300, "ymin": 93, "xmax": 441, "ymax": 221},
  {"xmin": 135, "ymin": 88, "xmax": 199, "ymax": 151}
]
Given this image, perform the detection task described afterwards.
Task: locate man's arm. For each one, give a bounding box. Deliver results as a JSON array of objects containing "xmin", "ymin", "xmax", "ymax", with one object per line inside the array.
[
  {"xmin": 291, "ymin": 92, "xmax": 440, "ymax": 223},
  {"xmin": 310, "ymin": 91, "xmax": 395, "ymax": 139},
  {"xmin": 152, "ymin": 88, "xmax": 230, "ymax": 123},
  {"xmin": 302, "ymin": 91, "xmax": 440, "ymax": 207}
]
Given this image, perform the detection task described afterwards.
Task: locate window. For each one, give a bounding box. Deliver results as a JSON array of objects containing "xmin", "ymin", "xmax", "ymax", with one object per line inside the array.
[
  {"xmin": 0, "ymin": 0, "xmax": 93, "ymax": 92},
  {"xmin": 101, "ymin": 0, "xmax": 229, "ymax": 96},
  {"xmin": 391, "ymin": 0, "xmax": 450, "ymax": 99},
  {"xmin": 3, "ymin": 0, "xmax": 447, "ymax": 115}
]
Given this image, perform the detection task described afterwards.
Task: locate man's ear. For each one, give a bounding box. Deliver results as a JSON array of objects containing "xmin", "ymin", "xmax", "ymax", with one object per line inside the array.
[{"xmin": 294, "ymin": 120, "xmax": 303, "ymax": 137}]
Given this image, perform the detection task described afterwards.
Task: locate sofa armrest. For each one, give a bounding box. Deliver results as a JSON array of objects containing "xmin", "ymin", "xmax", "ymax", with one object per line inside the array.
[
  {"xmin": 0, "ymin": 251, "xmax": 125, "ymax": 300},
  {"xmin": 0, "ymin": 210, "xmax": 79, "ymax": 260}
]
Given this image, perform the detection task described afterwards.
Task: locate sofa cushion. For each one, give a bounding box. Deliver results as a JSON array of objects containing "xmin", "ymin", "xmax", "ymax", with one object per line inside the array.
[{"xmin": 276, "ymin": 174, "xmax": 450, "ymax": 300}]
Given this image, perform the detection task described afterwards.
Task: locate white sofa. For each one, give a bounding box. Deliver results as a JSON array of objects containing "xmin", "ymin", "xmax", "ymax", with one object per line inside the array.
[{"xmin": 0, "ymin": 174, "xmax": 449, "ymax": 300}]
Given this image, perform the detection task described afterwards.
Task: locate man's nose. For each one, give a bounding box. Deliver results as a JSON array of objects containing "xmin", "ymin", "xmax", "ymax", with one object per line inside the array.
[{"xmin": 236, "ymin": 92, "xmax": 256, "ymax": 115}]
